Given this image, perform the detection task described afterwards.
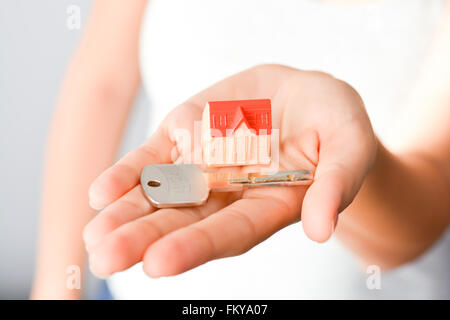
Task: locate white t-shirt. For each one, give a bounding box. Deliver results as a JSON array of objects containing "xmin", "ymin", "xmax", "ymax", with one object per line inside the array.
[{"xmin": 108, "ymin": 0, "xmax": 450, "ymax": 299}]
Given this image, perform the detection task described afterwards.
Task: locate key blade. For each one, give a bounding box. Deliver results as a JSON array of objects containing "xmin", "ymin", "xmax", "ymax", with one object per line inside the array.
[
  {"xmin": 141, "ymin": 164, "xmax": 209, "ymax": 208},
  {"xmin": 231, "ymin": 170, "xmax": 313, "ymax": 185},
  {"xmin": 206, "ymin": 169, "xmax": 313, "ymax": 190}
]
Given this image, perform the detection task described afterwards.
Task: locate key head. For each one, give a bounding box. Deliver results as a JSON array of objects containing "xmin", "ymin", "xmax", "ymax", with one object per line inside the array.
[{"xmin": 141, "ymin": 164, "xmax": 209, "ymax": 208}]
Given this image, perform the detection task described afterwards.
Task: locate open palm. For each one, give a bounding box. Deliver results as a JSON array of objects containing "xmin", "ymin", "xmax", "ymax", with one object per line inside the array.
[{"xmin": 84, "ymin": 64, "xmax": 376, "ymax": 278}]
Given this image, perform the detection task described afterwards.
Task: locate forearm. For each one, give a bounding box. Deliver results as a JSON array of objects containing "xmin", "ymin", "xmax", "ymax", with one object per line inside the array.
[
  {"xmin": 32, "ymin": 74, "xmax": 138, "ymax": 299},
  {"xmin": 31, "ymin": 0, "xmax": 147, "ymax": 299},
  {"xmin": 337, "ymin": 140, "xmax": 450, "ymax": 270}
]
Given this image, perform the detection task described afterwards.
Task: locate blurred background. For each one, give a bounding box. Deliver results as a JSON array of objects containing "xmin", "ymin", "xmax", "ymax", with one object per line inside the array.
[{"xmin": 0, "ymin": 0, "xmax": 147, "ymax": 299}]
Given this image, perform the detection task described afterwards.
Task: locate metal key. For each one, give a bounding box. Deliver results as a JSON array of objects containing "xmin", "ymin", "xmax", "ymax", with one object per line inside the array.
[{"xmin": 141, "ymin": 164, "xmax": 313, "ymax": 208}]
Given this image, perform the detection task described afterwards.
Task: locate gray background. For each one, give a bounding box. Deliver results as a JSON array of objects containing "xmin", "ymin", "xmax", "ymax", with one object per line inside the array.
[{"xmin": 0, "ymin": 0, "xmax": 148, "ymax": 299}]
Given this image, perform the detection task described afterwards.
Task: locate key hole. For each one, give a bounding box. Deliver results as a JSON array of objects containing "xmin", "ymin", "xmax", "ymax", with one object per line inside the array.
[{"xmin": 147, "ymin": 180, "xmax": 161, "ymax": 188}]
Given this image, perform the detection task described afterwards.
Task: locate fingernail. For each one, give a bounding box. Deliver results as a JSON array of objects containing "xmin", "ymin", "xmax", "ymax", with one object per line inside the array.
[
  {"xmin": 143, "ymin": 264, "xmax": 163, "ymax": 279},
  {"xmin": 331, "ymin": 214, "xmax": 338, "ymax": 234},
  {"xmin": 88, "ymin": 186, "xmax": 103, "ymax": 210},
  {"xmin": 88, "ymin": 254, "xmax": 108, "ymax": 279},
  {"xmin": 89, "ymin": 198, "xmax": 106, "ymax": 211},
  {"xmin": 89, "ymin": 198, "xmax": 100, "ymax": 210}
]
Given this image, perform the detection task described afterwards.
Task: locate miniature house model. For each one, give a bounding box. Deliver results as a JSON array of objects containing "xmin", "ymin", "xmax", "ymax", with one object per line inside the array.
[{"xmin": 202, "ymin": 99, "xmax": 272, "ymax": 167}]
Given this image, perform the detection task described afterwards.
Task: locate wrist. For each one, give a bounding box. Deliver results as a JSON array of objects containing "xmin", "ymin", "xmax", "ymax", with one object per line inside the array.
[{"xmin": 336, "ymin": 139, "xmax": 449, "ymax": 269}]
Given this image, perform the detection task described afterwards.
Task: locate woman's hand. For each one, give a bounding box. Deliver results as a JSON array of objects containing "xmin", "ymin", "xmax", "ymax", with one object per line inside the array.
[{"xmin": 83, "ymin": 64, "xmax": 377, "ymax": 278}]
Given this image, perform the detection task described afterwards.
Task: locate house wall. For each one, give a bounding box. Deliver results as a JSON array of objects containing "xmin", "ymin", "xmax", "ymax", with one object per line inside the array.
[
  {"xmin": 204, "ymin": 134, "xmax": 271, "ymax": 166},
  {"xmin": 202, "ymin": 102, "xmax": 271, "ymax": 166}
]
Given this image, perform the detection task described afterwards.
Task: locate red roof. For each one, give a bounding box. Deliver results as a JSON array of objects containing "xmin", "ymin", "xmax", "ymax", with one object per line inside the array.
[{"xmin": 208, "ymin": 99, "xmax": 272, "ymax": 137}]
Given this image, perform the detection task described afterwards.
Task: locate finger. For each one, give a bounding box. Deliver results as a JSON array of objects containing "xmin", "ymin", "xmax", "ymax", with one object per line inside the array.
[
  {"xmin": 83, "ymin": 185, "xmax": 156, "ymax": 251},
  {"xmin": 301, "ymin": 171, "xmax": 344, "ymax": 243},
  {"xmin": 142, "ymin": 186, "xmax": 305, "ymax": 277},
  {"xmin": 186, "ymin": 64, "xmax": 295, "ymax": 107},
  {"xmin": 88, "ymin": 127, "xmax": 173, "ymax": 210},
  {"xmin": 88, "ymin": 192, "xmax": 239, "ymax": 278},
  {"xmin": 301, "ymin": 124, "xmax": 376, "ymax": 242}
]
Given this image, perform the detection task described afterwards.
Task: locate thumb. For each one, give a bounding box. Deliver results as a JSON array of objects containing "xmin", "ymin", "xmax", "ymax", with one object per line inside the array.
[{"xmin": 301, "ymin": 128, "xmax": 376, "ymax": 242}]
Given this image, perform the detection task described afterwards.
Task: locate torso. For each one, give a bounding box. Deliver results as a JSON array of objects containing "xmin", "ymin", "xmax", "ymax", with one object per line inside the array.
[{"xmin": 108, "ymin": 0, "xmax": 450, "ymax": 299}]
